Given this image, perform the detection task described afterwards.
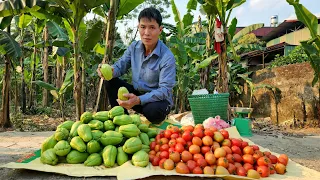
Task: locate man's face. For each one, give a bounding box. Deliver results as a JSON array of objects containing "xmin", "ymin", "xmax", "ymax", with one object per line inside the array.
[{"xmin": 138, "ymin": 18, "xmax": 163, "ymax": 47}]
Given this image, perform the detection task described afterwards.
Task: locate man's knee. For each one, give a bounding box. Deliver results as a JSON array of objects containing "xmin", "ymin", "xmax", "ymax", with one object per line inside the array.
[{"xmin": 142, "ymin": 102, "xmax": 170, "ymax": 124}]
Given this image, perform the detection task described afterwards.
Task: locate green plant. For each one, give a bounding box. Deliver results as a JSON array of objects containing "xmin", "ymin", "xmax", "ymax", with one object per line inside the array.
[
  {"xmin": 34, "ymin": 69, "xmax": 74, "ymax": 119},
  {"xmin": 269, "ymin": 46, "xmax": 309, "ymax": 68}
]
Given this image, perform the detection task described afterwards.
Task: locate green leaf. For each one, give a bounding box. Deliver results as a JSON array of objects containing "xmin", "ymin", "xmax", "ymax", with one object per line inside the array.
[
  {"xmin": 19, "ymin": 14, "xmax": 33, "ymax": 29},
  {"xmin": 187, "ymin": 0, "xmax": 198, "ymax": 10},
  {"xmin": 50, "ymin": 90, "xmax": 59, "ymax": 100},
  {"xmin": 83, "ymin": 20, "xmax": 103, "ymax": 53},
  {"xmin": 234, "ymin": 44, "xmax": 265, "ymax": 52},
  {"xmin": 63, "ymin": 19, "xmax": 74, "ymax": 43},
  {"xmin": 47, "ymin": 21, "xmax": 68, "ymax": 40},
  {"xmin": 233, "ymin": 23, "xmax": 264, "ymax": 43},
  {"xmin": 94, "ymin": 43, "xmax": 105, "ymax": 55},
  {"xmin": 0, "ymin": 30, "xmax": 22, "ymax": 58},
  {"xmin": 182, "ymin": 12, "xmax": 193, "ymax": 29},
  {"xmin": 0, "ymin": 0, "xmax": 37, "ymax": 17},
  {"xmin": 202, "ymin": 3, "xmax": 216, "ymax": 15},
  {"xmin": 92, "ymin": 6, "xmax": 105, "ymax": 17},
  {"xmin": 0, "ymin": 44, "xmax": 6, "ymax": 54},
  {"xmin": 33, "ymin": 80, "xmax": 58, "ymax": 91},
  {"xmin": 60, "ymin": 69, "xmax": 74, "ymax": 94},
  {"xmin": 171, "ymin": 0, "xmax": 184, "ymax": 36},
  {"xmin": 0, "ymin": 16, "xmax": 13, "ymax": 30},
  {"xmin": 286, "ymin": 0, "xmax": 318, "ymax": 38},
  {"xmin": 229, "ymin": 0, "xmax": 246, "ymax": 10},
  {"xmin": 118, "ymin": 0, "xmax": 144, "ymax": 17},
  {"xmin": 198, "ymin": 54, "xmax": 219, "ymax": 69},
  {"xmin": 228, "ymin": 17, "xmax": 237, "ymax": 39}
]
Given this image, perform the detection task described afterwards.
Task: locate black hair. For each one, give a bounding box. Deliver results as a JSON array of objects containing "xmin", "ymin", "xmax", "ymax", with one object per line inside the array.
[{"xmin": 138, "ymin": 7, "xmax": 162, "ymax": 26}]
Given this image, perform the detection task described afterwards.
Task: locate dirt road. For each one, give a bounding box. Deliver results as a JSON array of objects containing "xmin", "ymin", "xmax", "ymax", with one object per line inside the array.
[{"xmin": 0, "ymin": 131, "xmax": 319, "ymax": 179}]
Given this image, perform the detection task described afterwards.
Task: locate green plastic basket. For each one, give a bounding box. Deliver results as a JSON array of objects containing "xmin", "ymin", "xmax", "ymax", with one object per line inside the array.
[{"xmin": 188, "ymin": 93, "xmax": 230, "ymax": 125}]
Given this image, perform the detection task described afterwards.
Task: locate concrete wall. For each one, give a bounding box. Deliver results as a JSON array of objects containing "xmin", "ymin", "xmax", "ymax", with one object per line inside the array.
[{"xmin": 248, "ymin": 62, "xmax": 319, "ymax": 124}]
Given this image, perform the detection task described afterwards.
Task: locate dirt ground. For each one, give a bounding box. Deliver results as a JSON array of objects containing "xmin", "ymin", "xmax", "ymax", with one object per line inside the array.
[{"xmin": 0, "ymin": 129, "xmax": 320, "ymax": 179}]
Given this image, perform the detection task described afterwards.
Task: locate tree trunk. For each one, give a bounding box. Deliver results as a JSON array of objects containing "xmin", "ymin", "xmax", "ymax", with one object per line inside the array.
[
  {"xmin": 81, "ymin": 56, "xmax": 86, "ymax": 114},
  {"xmin": 29, "ymin": 32, "xmax": 37, "ymax": 110},
  {"xmin": 19, "ymin": 28, "xmax": 26, "ymax": 113},
  {"xmin": 95, "ymin": 0, "xmax": 119, "ymax": 112},
  {"xmin": 42, "ymin": 25, "xmax": 49, "ymax": 107},
  {"xmin": 14, "ymin": 70, "xmax": 18, "ymax": 113},
  {"xmin": 56, "ymin": 60, "xmax": 62, "ymax": 88},
  {"xmin": 218, "ymin": 33, "xmax": 229, "ymax": 93},
  {"xmin": 1, "ymin": 55, "xmax": 11, "ymax": 128},
  {"xmin": 72, "ymin": 28, "xmax": 81, "ymax": 120}
]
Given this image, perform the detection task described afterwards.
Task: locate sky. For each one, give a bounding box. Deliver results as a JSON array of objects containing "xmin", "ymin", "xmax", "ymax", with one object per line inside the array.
[{"xmin": 113, "ymin": 0, "xmax": 320, "ymax": 43}]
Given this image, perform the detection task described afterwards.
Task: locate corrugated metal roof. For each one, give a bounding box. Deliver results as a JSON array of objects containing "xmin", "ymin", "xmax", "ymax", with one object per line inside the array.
[
  {"xmin": 240, "ymin": 42, "xmax": 290, "ymax": 58},
  {"xmin": 235, "ymin": 27, "xmax": 274, "ymax": 38},
  {"xmin": 261, "ymin": 18, "xmax": 320, "ymax": 42}
]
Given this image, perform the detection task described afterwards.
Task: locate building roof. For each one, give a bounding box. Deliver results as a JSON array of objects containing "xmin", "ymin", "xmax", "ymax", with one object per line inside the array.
[
  {"xmin": 240, "ymin": 42, "xmax": 290, "ymax": 58},
  {"xmin": 261, "ymin": 18, "xmax": 320, "ymax": 42},
  {"xmin": 235, "ymin": 27, "xmax": 274, "ymax": 38}
]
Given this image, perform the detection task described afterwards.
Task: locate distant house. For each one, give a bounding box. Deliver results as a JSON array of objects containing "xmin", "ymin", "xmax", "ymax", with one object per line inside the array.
[{"xmin": 240, "ymin": 18, "xmax": 320, "ymax": 71}]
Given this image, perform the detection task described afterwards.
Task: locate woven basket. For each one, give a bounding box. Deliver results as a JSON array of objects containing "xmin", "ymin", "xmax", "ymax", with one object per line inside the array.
[{"xmin": 188, "ymin": 93, "xmax": 229, "ymax": 125}]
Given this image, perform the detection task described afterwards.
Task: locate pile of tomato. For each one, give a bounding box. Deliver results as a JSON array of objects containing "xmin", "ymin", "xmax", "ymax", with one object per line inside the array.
[{"xmin": 148, "ymin": 124, "xmax": 288, "ymax": 179}]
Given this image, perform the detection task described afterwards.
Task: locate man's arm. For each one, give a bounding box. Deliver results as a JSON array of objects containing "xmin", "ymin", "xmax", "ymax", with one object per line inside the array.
[{"xmin": 139, "ymin": 55, "xmax": 176, "ymax": 105}]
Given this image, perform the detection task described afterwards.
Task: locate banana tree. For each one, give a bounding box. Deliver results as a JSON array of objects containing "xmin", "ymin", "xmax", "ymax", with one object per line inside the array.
[
  {"xmin": 200, "ymin": 0, "xmax": 246, "ymax": 93},
  {"xmin": 46, "ymin": 0, "xmax": 107, "ymax": 120},
  {"xmin": 93, "ymin": 0, "xmax": 144, "ymax": 112},
  {"xmin": 34, "ymin": 69, "xmax": 74, "ymax": 119},
  {"xmin": 287, "ymin": 0, "xmax": 320, "ymax": 126},
  {"xmin": 0, "ymin": 30, "xmax": 22, "ymax": 128}
]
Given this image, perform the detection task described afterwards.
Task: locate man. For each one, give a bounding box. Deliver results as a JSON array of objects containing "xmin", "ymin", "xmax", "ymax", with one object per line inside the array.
[{"xmin": 97, "ymin": 7, "xmax": 176, "ymax": 124}]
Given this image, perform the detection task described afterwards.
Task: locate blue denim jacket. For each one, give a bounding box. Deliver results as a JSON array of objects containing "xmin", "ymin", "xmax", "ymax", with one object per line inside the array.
[{"xmin": 112, "ymin": 40, "xmax": 176, "ymax": 106}]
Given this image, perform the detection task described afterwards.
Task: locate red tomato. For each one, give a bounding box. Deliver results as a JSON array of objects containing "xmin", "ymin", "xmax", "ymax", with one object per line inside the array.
[
  {"xmin": 220, "ymin": 129, "xmax": 229, "ymax": 139},
  {"xmin": 201, "ymin": 146, "xmax": 211, "ymax": 154},
  {"xmin": 163, "ymin": 159, "xmax": 175, "ymax": 170},
  {"xmin": 159, "ymin": 130, "xmax": 165, "ymax": 138},
  {"xmin": 159, "ymin": 158, "xmax": 167, "ymax": 169},
  {"xmin": 186, "ymin": 160, "xmax": 197, "ymax": 172},
  {"xmin": 150, "ymin": 141, "xmax": 156, "ymax": 150},
  {"xmin": 251, "ymin": 145, "xmax": 260, "ymax": 151},
  {"xmin": 241, "ymin": 141, "xmax": 249, "ymax": 149},
  {"xmin": 243, "ymin": 154, "xmax": 255, "ymax": 165},
  {"xmin": 231, "ymin": 146, "xmax": 242, "ymax": 155},
  {"xmin": 159, "ymin": 151, "xmax": 169, "ymax": 159},
  {"xmin": 222, "ymin": 146, "xmax": 232, "ymax": 154},
  {"xmin": 204, "ymin": 128, "xmax": 214, "ymax": 137},
  {"xmin": 214, "ymin": 147, "xmax": 227, "ymax": 158},
  {"xmin": 170, "ymin": 133, "xmax": 179, "ymax": 139},
  {"xmin": 202, "ymin": 136, "xmax": 213, "ymax": 146},
  {"xmin": 175, "ymin": 162, "xmax": 190, "ymax": 174},
  {"xmin": 176, "ymin": 137, "xmax": 186, "ymax": 145},
  {"xmin": 168, "ymin": 139, "xmax": 176, "ymax": 147},
  {"xmin": 154, "ymin": 144, "xmax": 160, "ymax": 152},
  {"xmin": 164, "ymin": 130, "xmax": 172, "ymax": 139},
  {"xmin": 181, "ymin": 150, "xmax": 193, "ymax": 162},
  {"xmin": 257, "ymin": 165, "xmax": 270, "ymax": 177},
  {"xmin": 221, "ymin": 139, "xmax": 232, "ymax": 147},
  {"xmin": 211, "ymin": 141, "xmax": 221, "ymax": 151},
  {"xmin": 205, "ymin": 152, "xmax": 216, "ymax": 165},
  {"xmin": 152, "ymin": 156, "xmax": 160, "ymax": 166},
  {"xmin": 231, "ymin": 138, "xmax": 242, "ymax": 147},
  {"xmin": 279, "ymin": 154, "xmax": 289, "ymax": 164},
  {"xmin": 149, "ymin": 154, "xmax": 155, "ymax": 162},
  {"xmin": 275, "ymin": 163, "xmax": 286, "ymax": 174},
  {"xmin": 193, "ymin": 153, "xmax": 204, "ymax": 162},
  {"xmin": 226, "ymin": 154, "xmax": 234, "ymax": 164},
  {"xmin": 182, "ymin": 131, "xmax": 193, "ymax": 141},
  {"xmin": 263, "ymin": 151, "xmax": 271, "ymax": 157},
  {"xmin": 243, "ymin": 146, "xmax": 254, "ymax": 155},
  {"xmin": 160, "ymin": 144, "xmax": 169, "ymax": 151},
  {"xmin": 192, "ymin": 136, "xmax": 202, "ymax": 146},
  {"xmin": 193, "ymin": 128, "xmax": 204, "ymax": 138},
  {"xmin": 169, "ymin": 151, "xmax": 181, "ymax": 163},
  {"xmin": 196, "ymin": 158, "xmax": 208, "ymax": 168},
  {"xmin": 192, "ymin": 166, "xmax": 203, "ymax": 174},
  {"xmin": 257, "ymin": 156, "xmax": 271, "ymax": 166},
  {"xmin": 243, "ymin": 163, "xmax": 254, "ymax": 171},
  {"xmin": 268, "ymin": 163, "xmax": 276, "ymax": 174},
  {"xmin": 233, "ymin": 153, "xmax": 243, "ymax": 163},
  {"xmin": 186, "ymin": 141, "xmax": 192, "ymax": 149},
  {"xmin": 228, "ymin": 163, "xmax": 237, "ymax": 175},
  {"xmin": 168, "ymin": 147, "xmax": 175, "ymax": 153},
  {"xmin": 217, "ymin": 157, "xmax": 229, "ymax": 168},
  {"xmin": 160, "ymin": 138, "xmax": 169, "ymax": 145},
  {"xmin": 194, "ymin": 124, "xmax": 204, "ymax": 130},
  {"xmin": 149, "ymin": 150, "xmax": 156, "ymax": 155},
  {"xmin": 277, "ymin": 157, "xmax": 288, "ymax": 166},
  {"xmin": 175, "ymin": 143, "xmax": 185, "ymax": 153},
  {"xmin": 189, "ymin": 144, "xmax": 201, "ymax": 154},
  {"xmin": 269, "ymin": 154, "xmax": 278, "ymax": 164},
  {"xmin": 236, "ymin": 166, "xmax": 247, "ymax": 176},
  {"xmin": 181, "ymin": 125, "xmax": 194, "ymax": 132}
]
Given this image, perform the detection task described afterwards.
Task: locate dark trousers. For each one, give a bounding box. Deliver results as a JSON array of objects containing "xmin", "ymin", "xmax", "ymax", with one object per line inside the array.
[{"xmin": 104, "ymin": 78, "xmax": 170, "ymax": 124}]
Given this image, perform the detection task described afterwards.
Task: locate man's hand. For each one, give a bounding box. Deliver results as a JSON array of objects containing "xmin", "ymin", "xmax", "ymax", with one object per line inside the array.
[{"xmin": 117, "ymin": 93, "xmax": 141, "ymax": 110}]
